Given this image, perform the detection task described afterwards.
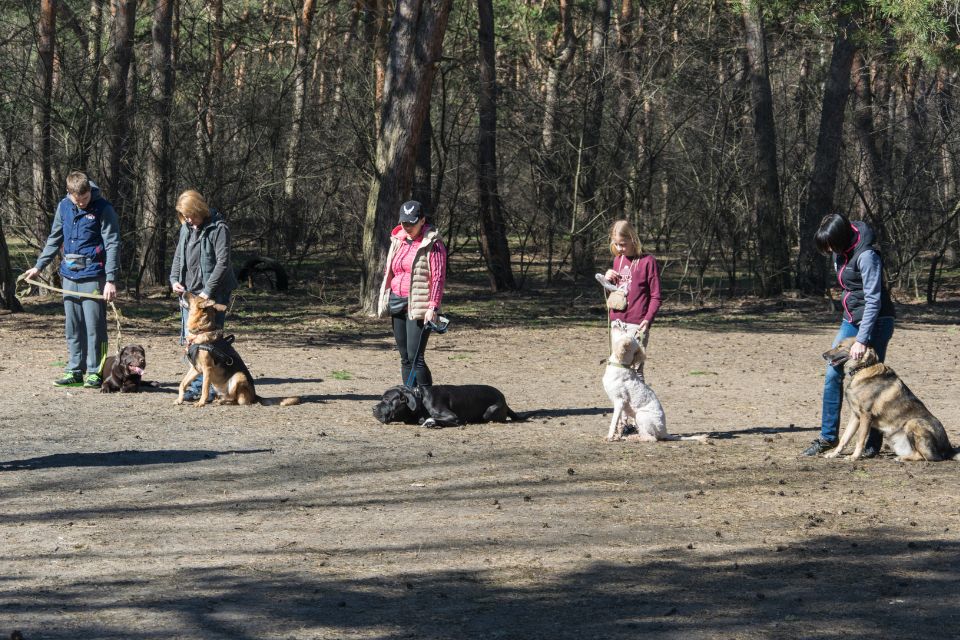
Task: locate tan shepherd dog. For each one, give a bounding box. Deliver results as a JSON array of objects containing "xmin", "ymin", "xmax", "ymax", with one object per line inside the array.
[
  {"xmin": 175, "ymin": 293, "xmax": 300, "ymax": 407},
  {"xmin": 822, "ymin": 337, "xmax": 956, "ymax": 461}
]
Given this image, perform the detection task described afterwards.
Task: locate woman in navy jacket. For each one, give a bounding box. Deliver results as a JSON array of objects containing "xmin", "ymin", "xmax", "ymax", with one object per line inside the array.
[{"xmin": 802, "ymin": 213, "xmax": 895, "ymax": 457}]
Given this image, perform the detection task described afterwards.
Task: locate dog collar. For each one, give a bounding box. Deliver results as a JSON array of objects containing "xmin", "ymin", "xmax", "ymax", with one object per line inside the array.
[
  {"xmin": 844, "ymin": 362, "xmax": 871, "ymax": 377},
  {"xmin": 607, "ymin": 361, "xmax": 632, "ymax": 369}
]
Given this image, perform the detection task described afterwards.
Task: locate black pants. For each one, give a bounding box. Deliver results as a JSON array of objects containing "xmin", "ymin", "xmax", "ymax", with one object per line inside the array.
[{"xmin": 392, "ymin": 314, "xmax": 432, "ymax": 386}]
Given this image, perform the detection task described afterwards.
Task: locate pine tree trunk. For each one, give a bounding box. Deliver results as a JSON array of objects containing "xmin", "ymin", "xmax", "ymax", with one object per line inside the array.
[
  {"xmin": 412, "ymin": 112, "xmax": 433, "ymax": 212},
  {"xmin": 0, "ymin": 214, "xmax": 23, "ymax": 312},
  {"xmin": 139, "ymin": 0, "xmax": 176, "ymax": 291},
  {"xmin": 571, "ymin": 0, "xmax": 612, "ymax": 277},
  {"xmin": 363, "ymin": 0, "xmax": 391, "ymax": 133},
  {"xmin": 742, "ymin": 0, "xmax": 788, "ymax": 295},
  {"xmin": 32, "ymin": 0, "xmax": 56, "ymax": 246},
  {"xmin": 796, "ymin": 16, "xmax": 856, "ymax": 295},
  {"xmin": 538, "ymin": 0, "xmax": 575, "ymax": 283},
  {"xmin": 476, "ymin": 0, "xmax": 515, "ymax": 291},
  {"xmin": 78, "ymin": 0, "xmax": 104, "ymax": 172},
  {"xmin": 105, "ymin": 0, "xmax": 137, "ymax": 251},
  {"xmin": 283, "ymin": 0, "xmax": 318, "ymax": 255},
  {"xmin": 360, "ymin": 0, "xmax": 454, "ymax": 314},
  {"xmin": 851, "ymin": 51, "xmax": 888, "ymax": 241}
]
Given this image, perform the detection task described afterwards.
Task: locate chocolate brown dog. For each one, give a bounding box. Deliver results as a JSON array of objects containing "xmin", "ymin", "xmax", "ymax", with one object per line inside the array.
[
  {"xmin": 100, "ymin": 344, "xmax": 147, "ymax": 393},
  {"xmin": 175, "ymin": 293, "xmax": 300, "ymax": 407},
  {"xmin": 823, "ymin": 337, "xmax": 957, "ymax": 461}
]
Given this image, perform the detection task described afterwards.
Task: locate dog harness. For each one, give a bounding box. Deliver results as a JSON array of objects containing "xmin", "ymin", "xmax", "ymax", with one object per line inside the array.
[{"xmin": 187, "ymin": 334, "xmax": 254, "ymax": 381}]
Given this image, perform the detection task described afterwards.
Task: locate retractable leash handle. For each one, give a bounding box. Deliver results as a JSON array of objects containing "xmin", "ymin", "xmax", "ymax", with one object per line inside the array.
[{"xmin": 426, "ymin": 315, "xmax": 450, "ymax": 334}]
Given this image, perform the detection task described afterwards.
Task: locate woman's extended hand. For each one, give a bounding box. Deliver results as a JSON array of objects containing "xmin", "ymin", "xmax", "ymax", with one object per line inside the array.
[
  {"xmin": 424, "ymin": 308, "xmax": 437, "ymax": 324},
  {"xmin": 172, "ymin": 282, "xmax": 186, "ymax": 294},
  {"xmin": 849, "ymin": 341, "xmax": 867, "ymax": 360}
]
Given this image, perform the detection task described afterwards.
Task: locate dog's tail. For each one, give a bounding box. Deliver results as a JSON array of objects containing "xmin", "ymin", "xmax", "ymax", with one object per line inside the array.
[
  {"xmin": 662, "ymin": 433, "xmax": 710, "ymax": 443},
  {"xmin": 257, "ymin": 395, "xmax": 302, "ymax": 407},
  {"xmin": 508, "ymin": 408, "xmax": 535, "ymax": 422}
]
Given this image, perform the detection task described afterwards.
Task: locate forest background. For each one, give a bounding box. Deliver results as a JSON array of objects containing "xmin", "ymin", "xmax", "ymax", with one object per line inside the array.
[{"xmin": 2, "ymin": 0, "xmax": 960, "ymax": 313}]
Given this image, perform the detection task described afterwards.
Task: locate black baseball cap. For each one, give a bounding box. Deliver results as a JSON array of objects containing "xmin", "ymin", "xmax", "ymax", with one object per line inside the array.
[{"xmin": 399, "ymin": 200, "xmax": 423, "ymax": 224}]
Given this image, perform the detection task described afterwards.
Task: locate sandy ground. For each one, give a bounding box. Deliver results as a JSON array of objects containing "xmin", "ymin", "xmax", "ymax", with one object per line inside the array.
[{"xmin": 1, "ymin": 293, "xmax": 959, "ymax": 639}]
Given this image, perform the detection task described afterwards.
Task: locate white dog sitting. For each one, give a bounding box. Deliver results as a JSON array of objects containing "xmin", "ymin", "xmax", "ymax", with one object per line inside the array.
[{"xmin": 602, "ymin": 329, "xmax": 706, "ymax": 443}]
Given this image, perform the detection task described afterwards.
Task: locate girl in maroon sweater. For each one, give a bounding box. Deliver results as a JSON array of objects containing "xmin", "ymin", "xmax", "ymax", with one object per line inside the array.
[{"xmin": 603, "ymin": 220, "xmax": 662, "ymax": 377}]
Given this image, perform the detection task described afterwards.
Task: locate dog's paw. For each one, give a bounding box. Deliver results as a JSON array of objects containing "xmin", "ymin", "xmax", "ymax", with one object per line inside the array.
[
  {"xmin": 174, "ymin": 397, "xmax": 184, "ymax": 405},
  {"xmin": 422, "ymin": 418, "xmax": 441, "ymax": 429},
  {"xmin": 605, "ymin": 435, "xmax": 623, "ymax": 443},
  {"xmin": 822, "ymin": 450, "xmax": 841, "ymax": 459}
]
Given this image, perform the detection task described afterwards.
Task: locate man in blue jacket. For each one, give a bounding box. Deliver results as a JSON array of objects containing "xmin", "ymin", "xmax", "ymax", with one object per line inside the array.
[{"xmin": 23, "ymin": 171, "xmax": 120, "ymax": 388}]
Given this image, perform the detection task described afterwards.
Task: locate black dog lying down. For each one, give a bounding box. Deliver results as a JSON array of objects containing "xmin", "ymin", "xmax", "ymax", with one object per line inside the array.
[
  {"xmin": 100, "ymin": 344, "xmax": 148, "ymax": 393},
  {"xmin": 373, "ymin": 384, "xmax": 524, "ymax": 428}
]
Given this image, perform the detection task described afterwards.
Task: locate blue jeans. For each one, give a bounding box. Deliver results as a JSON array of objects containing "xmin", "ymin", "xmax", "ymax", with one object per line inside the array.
[{"xmin": 820, "ymin": 317, "xmax": 894, "ymax": 446}]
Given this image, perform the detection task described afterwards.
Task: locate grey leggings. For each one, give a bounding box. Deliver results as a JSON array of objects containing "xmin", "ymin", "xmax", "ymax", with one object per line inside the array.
[{"xmin": 62, "ymin": 276, "xmax": 108, "ymax": 374}]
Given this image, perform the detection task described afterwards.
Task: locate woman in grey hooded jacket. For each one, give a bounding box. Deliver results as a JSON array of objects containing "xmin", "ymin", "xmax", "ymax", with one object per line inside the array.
[{"xmin": 170, "ymin": 189, "xmax": 237, "ymax": 400}]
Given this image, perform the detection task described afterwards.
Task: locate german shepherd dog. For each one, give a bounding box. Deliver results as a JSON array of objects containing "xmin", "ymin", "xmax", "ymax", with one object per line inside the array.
[
  {"xmin": 823, "ymin": 337, "xmax": 957, "ymax": 461},
  {"xmin": 175, "ymin": 293, "xmax": 300, "ymax": 407}
]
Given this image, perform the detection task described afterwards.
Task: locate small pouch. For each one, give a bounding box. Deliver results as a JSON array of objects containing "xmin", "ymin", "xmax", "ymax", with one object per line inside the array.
[
  {"xmin": 606, "ymin": 289, "xmax": 628, "ymax": 311},
  {"xmin": 388, "ymin": 292, "xmax": 408, "ymax": 316},
  {"xmin": 63, "ymin": 253, "xmax": 88, "ymax": 270}
]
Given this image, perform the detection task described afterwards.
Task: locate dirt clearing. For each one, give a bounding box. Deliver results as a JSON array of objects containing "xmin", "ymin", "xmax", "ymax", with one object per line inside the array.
[{"xmin": 2, "ymin": 293, "xmax": 959, "ymax": 639}]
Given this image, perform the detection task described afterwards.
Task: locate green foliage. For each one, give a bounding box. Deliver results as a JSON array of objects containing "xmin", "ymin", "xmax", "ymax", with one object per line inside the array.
[{"xmin": 869, "ymin": 0, "xmax": 959, "ymax": 66}]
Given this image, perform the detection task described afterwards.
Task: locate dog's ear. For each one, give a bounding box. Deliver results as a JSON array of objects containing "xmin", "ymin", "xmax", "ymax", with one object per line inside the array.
[
  {"xmin": 401, "ymin": 387, "xmax": 418, "ymax": 411},
  {"xmin": 212, "ymin": 303, "xmax": 227, "ymax": 313}
]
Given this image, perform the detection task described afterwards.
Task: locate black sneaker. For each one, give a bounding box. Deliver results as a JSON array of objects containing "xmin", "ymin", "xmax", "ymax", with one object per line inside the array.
[
  {"xmin": 802, "ymin": 437, "xmax": 837, "ymax": 456},
  {"xmin": 82, "ymin": 373, "xmax": 103, "ymax": 389},
  {"xmin": 53, "ymin": 372, "xmax": 83, "ymax": 387}
]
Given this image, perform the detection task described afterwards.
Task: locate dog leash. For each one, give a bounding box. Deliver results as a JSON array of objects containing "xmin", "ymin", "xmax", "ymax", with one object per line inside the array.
[
  {"xmin": 403, "ymin": 316, "xmax": 450, "ymax": 387},
  {"xmin": 16, "ymin": 274, "xmax": 125, "ymax": 353}
]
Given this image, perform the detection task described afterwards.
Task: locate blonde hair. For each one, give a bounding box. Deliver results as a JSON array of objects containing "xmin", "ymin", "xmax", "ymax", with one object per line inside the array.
[
  {"xmin": 175, "ymin": 190, "xmax": 211, "ymax": 225},
  {"xmin": 609, "ymin": 219, "xmax": 643, "ymax": 257},
  {"xmin": 65, "ymin": 171, "xmax": 91, "ymax": 195}
]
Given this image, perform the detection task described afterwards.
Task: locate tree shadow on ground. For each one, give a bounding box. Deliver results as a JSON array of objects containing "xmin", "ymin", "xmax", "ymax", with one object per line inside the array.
[
  {"xmin": 0, "ymin": 449, "xmax": 273, "ymax": 472},
  {"xmin": 708, "ymin": 424, "xmax": 818, "ymax": 440},
  {"xmin": 4, "ymin": 533, "xmax": 958, "ymax": 639},
  {"xmin": 254, "ymin": 376, "xmax": 326, "ymax": 386},
  {"xmin": 533, "ymin": 407, "xmax": 609, "ymax": 418}
]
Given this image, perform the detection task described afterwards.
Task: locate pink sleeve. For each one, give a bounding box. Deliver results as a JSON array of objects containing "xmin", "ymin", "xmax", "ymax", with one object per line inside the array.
[
  {"xmin": 428, "ymin": 240, "xmax": 447, "ymax": 308},
  {"xmin": 644, "ymin": 256, "xmax": 662, "ymax": 323}
]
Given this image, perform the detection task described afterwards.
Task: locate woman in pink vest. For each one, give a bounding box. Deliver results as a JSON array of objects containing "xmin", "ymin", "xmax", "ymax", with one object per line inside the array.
[{"xmin": 377, "ymin": 200, "xmax": 447, "ymax": 386}]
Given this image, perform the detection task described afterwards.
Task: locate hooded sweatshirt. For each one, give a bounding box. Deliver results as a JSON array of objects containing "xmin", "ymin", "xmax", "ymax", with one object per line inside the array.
[{"xmin": 834, "ymin": 220, "xmax": 895, "ymax": 344}]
